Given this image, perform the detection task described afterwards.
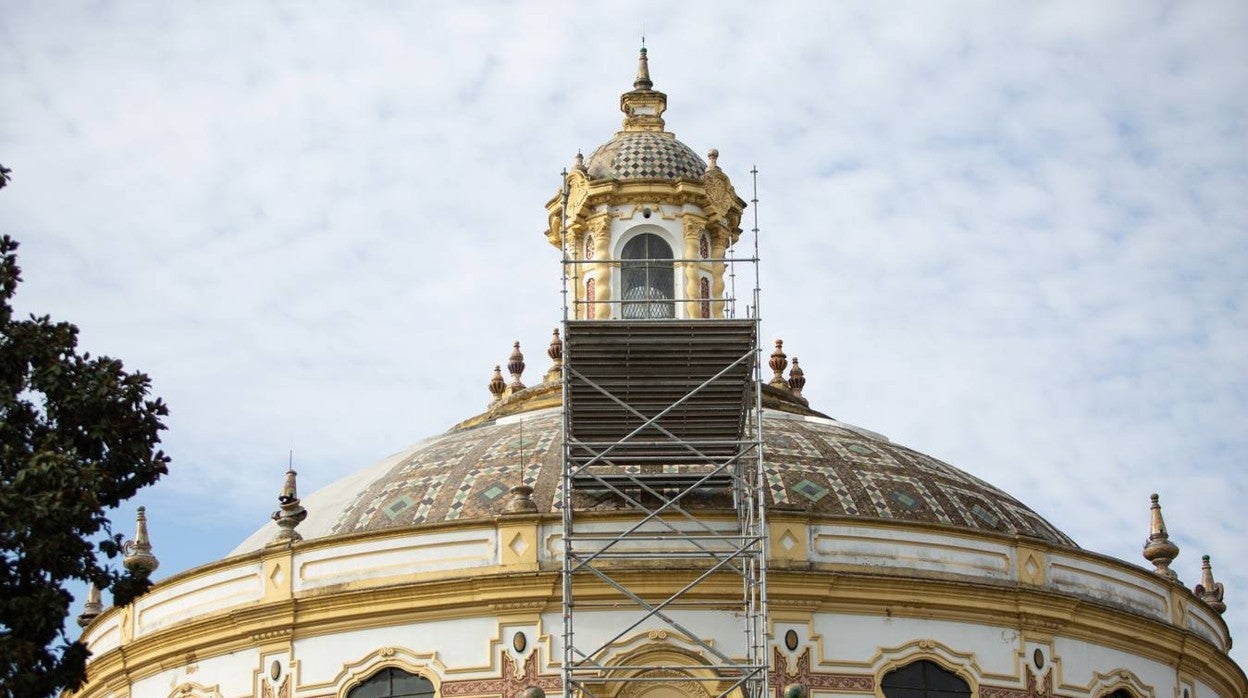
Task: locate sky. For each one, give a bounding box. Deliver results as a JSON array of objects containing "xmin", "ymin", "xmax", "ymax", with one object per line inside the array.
[{"xmin": 2, "ymin": 0, "xmax": 1246, "ymax": 671}]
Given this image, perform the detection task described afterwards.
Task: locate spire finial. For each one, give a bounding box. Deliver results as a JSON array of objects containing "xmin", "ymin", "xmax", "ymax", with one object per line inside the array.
[
  {"xmin": 768, "ymin": 339, "xmax": 789, "ymax": 389},
  {"xmin": 545, "ymin": 328, "xmax": 563, "ymax": 383},
  {"xmin": 77, "ymin": 582, "xmax": 104, "ymax": 628},
  {"xmin": 1194, "ymin": 554, "xmax": 1226, "ymax": 614},
  {"xmin": 123, "ymin": 506, "xmax": 159, "ymax": 577},
  {"xmin": 508, "ymin": 341, "xmax": 527, "ymax": 392},
  {"xmin": 1142, "ymin": 493, "xmax": 1180, "ymax": 581},
  {"xmin": 488, "ymin": 364, "xmax": 506, "ymax": 404},
  {"xmin": 788, "ymin": 357, "xmax": 806, "ymax": 400},
  {"xmin": 634, "ymin": 44, "xmax": 652, "ymax": 90},
  {"xmin": 573, "ymin": 151, "xmax": 586, "ymax": 172},
  {"xmin": 270, "ymin": 466, "xmax": 308, "ymax": 544}
]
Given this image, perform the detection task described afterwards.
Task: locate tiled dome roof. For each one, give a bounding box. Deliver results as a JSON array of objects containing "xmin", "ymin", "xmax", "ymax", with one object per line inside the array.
[
  {"xmin": 585, "ymin": 132, "xmax": 706, "ymax": 181},
  {"xmin": 232, "ymin": 408, "xmax": 1076, "ymax": 554}
]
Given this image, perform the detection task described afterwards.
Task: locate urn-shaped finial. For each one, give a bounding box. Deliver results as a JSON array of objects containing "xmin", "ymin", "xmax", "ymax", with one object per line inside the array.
[
  {"xmin": 502, "ymin": 484, "xmax": 539, "ymax": 515},
  {"xmin": 1142, "ymin": 493, "xmax": 1180, "ymax": 581},
  {"xmin": 573, "ymin": 151, "xmax": 586, "ymax": 173},
  {"xmin": 768, "ymin": 339, "xmax": 789, "ymax": 389},
  {"xmin": 270, "ymin": 468, "xmax": 308, "ymax": 544},
  {"xmin": 706, "ymin": 148, "xmax": 720, "ymax": 171},
  {"xmin": 488, "ymin": 365, "xmax": 506, "ymax": 405},
  {"xmin": 1194, "ymin": 554, "xmax": 1226, "ymax": 614},
  {"xmin": 508, "ymin": 341, "xmax": 526, "ymax": 391},
  {"xmin": 77, "ymin": 582, "xmax": 104, "ymax": 628},
  {"xmin": 123, "ymin": 507, "xmax": 159, "ymax": 577},
  {"xmin": 545, "ymin": 328, "xmax": 563, "ymax": 383},
  {"xmin": 787, "ymin": 357, "xmax": 806, "ymax": 399}
]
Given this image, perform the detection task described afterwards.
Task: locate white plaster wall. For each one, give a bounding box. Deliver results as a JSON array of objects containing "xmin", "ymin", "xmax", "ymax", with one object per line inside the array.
[
  {"xmin": 1185, "ymin": 600, "xmax": 1226, "ymax": 647},
  {"xmin": 1047, "ymin": 552, "xmax": 1170, "ymax": 620},
  {"xmin": 84, "ymin": 613, "xmax": 122, "ymax": 656},
  {"xmin": 1052, "ymin": 636, "xmax": 1177, "ymax": 697},
  {"xmin": 543, "ymin": 608, "xmax": 749, "ymax": 661},
  {"xmin": 809, "ymin": 524, "xmax": 1014, "ymax": 581},
  {"xmin": 129, "ymin": 648, "xmax": 259, "ymax": 698},
  {"xmin": 294, "ymin": 528, "xmax": 496, "ymax": 591},
  {"xmin": 295, "ymin": 617, "xmax": 499, "ymax": 686},
  {"xmin": 133, "ymin": 563, "xmax": 264, "ymax": 636},
  {"xmin": 810, "ymin": 613, "xmax": 1021, "ymax": 677}
]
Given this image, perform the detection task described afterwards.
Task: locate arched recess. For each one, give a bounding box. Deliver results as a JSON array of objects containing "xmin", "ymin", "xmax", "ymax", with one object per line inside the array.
[
  {"xmin": 328, "ymin": 648, "xmax": 445, "ymax": 698},
  {"xmin": 347, "ymin": 668, "xmax": 435, "ymax": 698},
  {"xmin": 880, "ymin": 660, "xmax": 969, "ymax": 698},
  {"xmin": 1087, "ymin": 669, "xmax": 1154, "ymax": 698},
  {"xmin": 869, "ymin": 640, "xmax": 980, "ymax": 698},
  {"xmin": 595, "ymin": 634, "xmax": 746, "ymax": 698},
  {"xmin": 615, "ymin": 227, "xmax": 677, "ymax": 319}
]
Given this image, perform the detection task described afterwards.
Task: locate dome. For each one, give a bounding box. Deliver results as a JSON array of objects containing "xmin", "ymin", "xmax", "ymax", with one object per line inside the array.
[
  {"xmin": 232, "ymin": 406, "xmax": 1074, "ymax": 554},
  {"xmin": 585, "ymin": 132, "xmax": 707, "ymax": 181}
]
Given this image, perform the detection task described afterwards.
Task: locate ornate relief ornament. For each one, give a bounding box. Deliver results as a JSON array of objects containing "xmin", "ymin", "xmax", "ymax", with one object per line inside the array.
[
  {"xmin": 702, "ymin": 168, "xmax": 736, "ymax": 222},
  {"xmin": 566, "ymin": 169, "xmax": 590, "ymax": 221}
]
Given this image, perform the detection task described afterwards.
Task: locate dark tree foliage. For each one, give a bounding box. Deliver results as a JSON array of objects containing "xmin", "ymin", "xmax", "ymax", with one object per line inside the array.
[{"xmin": 0, "ymin": 235, "xmax": 170, "ymax": 697}]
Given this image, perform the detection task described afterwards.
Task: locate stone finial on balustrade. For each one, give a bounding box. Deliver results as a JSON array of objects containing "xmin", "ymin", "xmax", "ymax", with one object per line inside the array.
[
  {"xmin": 787, "ymin": 357, "xmax": 806, "ymax": 400},
  {"xmin": 488, "ymin": 365, "xmax": 506, "ymax": 405},
  {"xmin": 545, "ymin": 328, "xmax": 563, "ymax": 383},
  {"xmin": 1195, "ymin": 554, "xmax": 1226, "ymax": 614},
  {"xmin": 508, "ymin": 341, "xmax": 526, "ymax": 392},
  {"xmin": 123, "ymin": 507, "xmax": 159, "ymax": 577},
  {"xmin": 270, "ymin": 468, "xmax": 308, "ymax": 544},
  {"xmin": 1142, "ymin": 493, "xmax": 1180, "ymax": 581},
  {"xmin": 77, "ymin": 582, "xmax": 104, "ymax": 628},
  {"xmin": 768, "ymin": 339, "xmax": 789, "ymax": 389}
]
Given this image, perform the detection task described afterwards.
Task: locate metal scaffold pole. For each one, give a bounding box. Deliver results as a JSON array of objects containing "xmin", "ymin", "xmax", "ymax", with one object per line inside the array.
[{"xmin": 559, "ymin": 169, "xmax": 768, "ymax": 698}]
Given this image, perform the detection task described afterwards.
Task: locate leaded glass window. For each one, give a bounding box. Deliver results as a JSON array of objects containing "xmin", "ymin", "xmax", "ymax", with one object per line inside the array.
[
  {"xmin": 880, "ymin": 660, "xmax": 970, "ymax": 698},
  {"xmin": 620, "ymin": 233, "xmax": 674, "ymax": 319},
  {"xmin": 348, "ymin": 668, "xmax": 435, "ymax": 698}
]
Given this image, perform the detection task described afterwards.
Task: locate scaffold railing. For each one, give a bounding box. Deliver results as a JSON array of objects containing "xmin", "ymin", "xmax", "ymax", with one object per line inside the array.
[{"xmin": 558, "ymin": 170, "xmax": 769, "ymax": 698}]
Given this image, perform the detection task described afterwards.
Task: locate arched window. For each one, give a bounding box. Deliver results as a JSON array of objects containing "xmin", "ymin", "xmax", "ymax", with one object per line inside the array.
[
  {"xmin": 347, "ymin": 668, "xmax": 435, "ymax": 698},
  {"xmin": 1103, "ymin": 691, "xmax": 1135, "ymax": 698},
  {"xmin": 620, "ymin": 233, "xmax": 674, "ymax": 319},
  {"xmin": 881, "ymin": 660, "xmax": 970, "ymax": 698}
]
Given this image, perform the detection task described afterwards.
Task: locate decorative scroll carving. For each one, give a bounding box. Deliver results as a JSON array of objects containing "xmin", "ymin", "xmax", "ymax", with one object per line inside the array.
[
  {"xmin": 441, "ymin": 651, "xmax": 562, "ymax": 697},
  {"xmin": 981, "ymin": 670, "xmax": 1053, "ymax": 698},
  {"xmin": 769, "ymin": 648, "xmax": 874, "ymax": 695}
]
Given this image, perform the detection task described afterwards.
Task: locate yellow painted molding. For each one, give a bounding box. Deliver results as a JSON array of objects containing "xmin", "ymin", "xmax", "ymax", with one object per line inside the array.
[
  {"xmin": 498, "ymin": 520, "xmax": 539, "ymax": 568},
  {"xmin": 768, "ymin": 521, "xmax": 809, "ymax": 564}
]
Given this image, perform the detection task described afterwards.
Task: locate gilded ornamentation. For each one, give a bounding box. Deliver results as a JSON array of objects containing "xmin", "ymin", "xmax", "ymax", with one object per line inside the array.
[
  {"xmin": 702, "ymin": 169, "xmax": 735, "ymax": 221},
  {"xmin": 567, "ymin": 170, "xmax": 589, "ymax": 220}
]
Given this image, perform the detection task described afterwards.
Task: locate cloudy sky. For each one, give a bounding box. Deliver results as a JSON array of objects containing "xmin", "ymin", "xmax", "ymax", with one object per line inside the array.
[{"xmin": 2, "ymin": 0, "xmax": 1245, "ymax": 668}]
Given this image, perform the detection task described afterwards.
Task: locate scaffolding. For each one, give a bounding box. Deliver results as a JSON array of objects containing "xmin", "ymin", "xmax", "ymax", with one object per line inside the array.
[{"xmin": 558, "ymin": 172, "xmax": 768, "ymax": 698}]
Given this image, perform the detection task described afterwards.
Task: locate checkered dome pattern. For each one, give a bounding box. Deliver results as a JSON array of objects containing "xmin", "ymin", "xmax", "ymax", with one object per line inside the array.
[
  {"xmin": 323, "ymin": 410, "xmax": 1075, "ymax": 548},
  {"xmin": 586, "ymin": 132, "xmax": 707, "ymax": 181}
]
